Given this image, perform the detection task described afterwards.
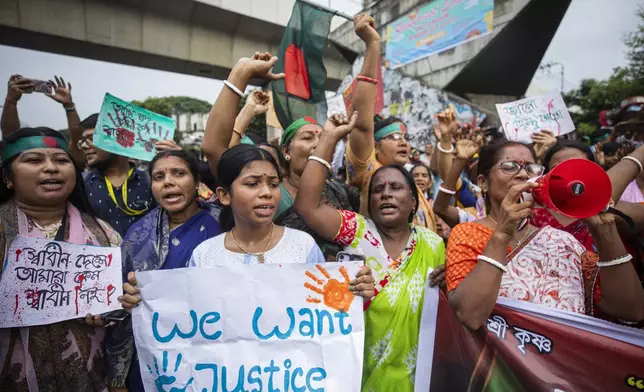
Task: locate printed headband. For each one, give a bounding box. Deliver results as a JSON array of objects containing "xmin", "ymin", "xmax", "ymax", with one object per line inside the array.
[
  {"xmin": 1, "ymin": 136, "xmax": 69, "ymax": 162},
  {"xmin": 374, "ymin": 122, "xmax": 407, "ymax": 141},
  {"xmin": 280, "ymin": 116, "xmax": 318, "ymax": 147}
]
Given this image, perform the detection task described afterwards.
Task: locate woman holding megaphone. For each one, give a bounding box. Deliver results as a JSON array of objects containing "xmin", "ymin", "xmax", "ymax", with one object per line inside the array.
[{"xmin": 445, "ymin": 140, "xmax": 644, "ymax": 330}]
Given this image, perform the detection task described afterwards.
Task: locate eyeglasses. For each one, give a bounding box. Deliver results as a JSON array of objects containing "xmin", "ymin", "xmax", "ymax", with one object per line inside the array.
[
  {"xmin": 382, "ymin": 132, "xmax": 411, "ymax": 142},
  {"xmin": 492, "ymin": 161, "xmax": 545, "ymax": 177},
  {"xmin": 77, "ymin": 135, "xmax": 94, "ymax": 148}
]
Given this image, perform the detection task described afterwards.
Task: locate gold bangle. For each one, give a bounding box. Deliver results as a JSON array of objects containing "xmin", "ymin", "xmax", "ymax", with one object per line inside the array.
[{"xmin": 233, "ymin": 128, "xmax": 244, "ymax": 138}]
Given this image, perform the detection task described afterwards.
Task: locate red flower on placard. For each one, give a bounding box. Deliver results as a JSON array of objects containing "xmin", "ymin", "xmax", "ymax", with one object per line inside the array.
[{"xmin": 116, "ymin": 128, "xmax": 135, "ymax": 148}]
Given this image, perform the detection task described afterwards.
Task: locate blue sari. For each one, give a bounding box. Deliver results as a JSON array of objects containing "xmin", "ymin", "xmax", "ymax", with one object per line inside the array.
[{"xmin": 106, "ymin": 201, "xmax": 222, "ymax": 391}]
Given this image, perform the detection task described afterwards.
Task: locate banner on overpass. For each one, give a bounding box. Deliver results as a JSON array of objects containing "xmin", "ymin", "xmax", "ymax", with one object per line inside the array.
[{"xmin": 385, "ymin": 0, "xmax": 494, "ymax": 69}]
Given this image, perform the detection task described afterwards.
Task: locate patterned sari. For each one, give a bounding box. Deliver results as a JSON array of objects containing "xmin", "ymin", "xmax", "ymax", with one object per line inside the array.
[
  {"xmin": 333, "ymin": 210, "xmax": 445, "ymax": 392},
  {"xmin": 0, "ymin": 199, "xmax": 121, "ymax": 392},
  {"xmin": 446, "ymin": 222, "xmax": 601, "ymax": 315}
]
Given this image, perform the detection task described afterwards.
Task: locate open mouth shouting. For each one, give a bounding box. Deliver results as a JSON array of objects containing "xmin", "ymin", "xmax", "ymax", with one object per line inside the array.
[
  {"xmin": 39, "ymin": 178, "xmax": 64, "ymax": 191},
  {"xmin": 379, "ymin": 202, "xmax": 398, "ymax": 215},
  {"xmin": 162, "ymin": 192, "xmax": 184, "ymax": 205},
  {"xmin": 254, "ymin": 203, "xmax": 275, "ymax": 218}
]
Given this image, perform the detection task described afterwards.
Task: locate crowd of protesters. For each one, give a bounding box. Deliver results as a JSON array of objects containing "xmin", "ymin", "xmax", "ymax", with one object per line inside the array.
[{"xmin": 1, "ymin": 13, "xmax": 644, "ymax": 392}]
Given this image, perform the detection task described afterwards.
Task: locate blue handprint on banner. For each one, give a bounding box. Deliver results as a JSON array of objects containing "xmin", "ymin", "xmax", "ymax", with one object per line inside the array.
[{"xmin": 147, "ymin": 351, "xmax": 194, "ymax": 392}]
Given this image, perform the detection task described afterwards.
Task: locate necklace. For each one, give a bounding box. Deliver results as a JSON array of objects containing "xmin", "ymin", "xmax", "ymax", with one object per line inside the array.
[
  {"xmin": 230, "ymin": 223, "xmax": 275, "ymax": 263},
  {"xmin": 487, "ymin": 215, "xmax": 533, "ymax": 245}
]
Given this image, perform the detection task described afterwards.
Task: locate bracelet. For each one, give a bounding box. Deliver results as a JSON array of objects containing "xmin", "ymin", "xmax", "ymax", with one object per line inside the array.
[
  {"xmin": 64, "ymin": 104, "xmax": 76, "ymax": 112},
  {"xmin": 5, "ymin": 97, "xmax": 17, "ymax": 105},
  {"xmin": 356, "ymin": 75, "xmax": 378, "ymax": 85},
  {"xmin": 439, "ymin": 185, "xmax": 456, "ymax": 195},
  {"xmin": 622, "ymin": 156, "xmax": 643, "ymax": 173},
  {"xmin": 223, "ymin": 80, "xmax": 244, "ymax": 98},
  {"xmin": 233, "ymin": 128, "xmax": 244, "ymax": 138},
  {"xmin": 596, "ymin": 254, "xmax": 633, "ymax": 268},
  {"xmin": 308, "ymin": 156, "xmax": 331, "ymax": 171},
  {"xmin": 437, "ymin": 143, "xmax": 454, "ymax": 154},
  {"xmin": 477, "ymin": 255, "xmax": 508, "ymax": 273}
]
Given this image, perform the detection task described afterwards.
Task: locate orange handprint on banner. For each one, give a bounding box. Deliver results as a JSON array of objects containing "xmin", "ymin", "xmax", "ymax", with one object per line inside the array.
[{"xmin": 305, "ymin": 265, "xmax": 354, "ymax": 312}]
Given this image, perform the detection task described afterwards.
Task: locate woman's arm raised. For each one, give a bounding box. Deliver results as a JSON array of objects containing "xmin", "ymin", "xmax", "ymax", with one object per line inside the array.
[
  {"xmin": 295, "ymin": 113, "xmax": 358, "ymax": 241},
  {"xmin": 229, "ymin": 90, "xmax": 270, "ymax": 148},
  {"xmin": 347, "ymin": 14, "xmax": 380, "ymax": 162},
  {"xmin": 202, "ymin": 53, "xmax": 284, "ymax": 176}
]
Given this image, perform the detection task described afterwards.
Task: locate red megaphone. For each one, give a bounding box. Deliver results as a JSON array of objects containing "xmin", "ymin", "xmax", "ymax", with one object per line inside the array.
[{"xmin": 531, "ymin": 159, "xmax": 612, "ymax": 219}]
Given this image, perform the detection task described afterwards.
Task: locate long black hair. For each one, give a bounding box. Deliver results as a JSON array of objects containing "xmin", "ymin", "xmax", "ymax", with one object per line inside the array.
[
  {"xmin": 216, "ymin": 144, "xmax": 282, "ymax": 231},
  {"xmin": 0, "ymin": 128, "xmax": 93, "ymax": 215},
  {"xmin": 258, "ymin": 142, "xmax": 288, "ymax": 177},
  {"xmin": 367, "ymin": 164, "xmax": 419, "ymax": 223},
  {"xmin": 542, "ymin": 140, "xmax": 595, "ymax": 172}
]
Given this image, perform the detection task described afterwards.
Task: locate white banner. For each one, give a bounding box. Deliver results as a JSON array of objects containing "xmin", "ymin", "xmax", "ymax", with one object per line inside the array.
[
  {"xmin": 0, "ymin": 236, "xmax": 122, "ymax": 327},
  {"xmin": 496, "ymin": 92, "xmax": 575, "ymax": 143},
  {"xmin": 132, "ymin": 262, "xmax": 365, "ymax": 392}
]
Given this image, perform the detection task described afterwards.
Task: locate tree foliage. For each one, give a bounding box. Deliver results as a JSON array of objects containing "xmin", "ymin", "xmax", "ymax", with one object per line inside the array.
[
  {"xmin": 563, "ymin": 7, "xmax": 644, "ymax": 135},
  {"xmin": 131, "ymin": 96, "xmax": 212, "ymax": 144}
]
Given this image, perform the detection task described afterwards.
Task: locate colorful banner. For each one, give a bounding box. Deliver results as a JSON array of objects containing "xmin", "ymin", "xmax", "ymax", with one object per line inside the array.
[
  {"xmin": 132, "ymin": 262, "xmax": 365, "ymax": 392},
  {"xmin": 385, "ymin": 0, "xmax": 495, "ymax": 69},
  {"xmin": 417, "ymin": 293, "xmax": 644, "ymax": 391},
  {"xmin": 0, "ymin": 236, "xmax": 122, "ymax": 327},
  {"xmin": 496, "ymin": 92, "xmax": 575, "ymax": 143},
  {"xmin": 94, "ymin": 93, "xmax": 176, "ymax": 161}
]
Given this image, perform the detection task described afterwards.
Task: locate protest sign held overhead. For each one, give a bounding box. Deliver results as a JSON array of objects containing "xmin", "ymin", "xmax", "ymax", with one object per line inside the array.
[
  {"xmin": 496, "ymin": 92, "xmax": 575, "ymax": 143},
  {"xmin": 132, "ymin": 262, "xmax": 365, "ymax": 392},
  {"xmin": 0, "ymin": 236, "xmax": 122, "ymax": 328},
  {"xmin": 94, "ymin": 93, "xmax": 176, "ymax": 161}
]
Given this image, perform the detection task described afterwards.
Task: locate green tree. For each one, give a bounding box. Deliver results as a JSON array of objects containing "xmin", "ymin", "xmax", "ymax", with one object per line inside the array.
[
  {"xmin": 238, "ymin": 90, "xmax": 268, "ymax": 140},
  {"xmin": 563, "ymin": 6, "xmax": 644, "ymax": 135},
  {"xmin": 131, "ymin": 96, "xmax": 212, "ymax": 144}
]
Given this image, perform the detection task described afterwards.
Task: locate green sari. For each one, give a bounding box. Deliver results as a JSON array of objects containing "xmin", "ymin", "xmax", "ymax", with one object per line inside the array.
[{"xmin": 333, "ymin": 210, "xmax": 445, "ymax": 391}]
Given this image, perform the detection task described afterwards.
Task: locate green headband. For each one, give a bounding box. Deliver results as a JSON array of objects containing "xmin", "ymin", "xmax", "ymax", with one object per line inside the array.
[
  {"xmin": 280, "ymin": 117, "xmax": 318, "ymax": 147},
  {"xmin": 374, "ymin": 122, "xmax": 407, "ymax": 141},
  {"xmin": 240, "ymin": 134, "xmax": 255, "ymax": 145},
  {"xmin": 1, "ymin": 136, "xmax": 69, "ymax": 161}
]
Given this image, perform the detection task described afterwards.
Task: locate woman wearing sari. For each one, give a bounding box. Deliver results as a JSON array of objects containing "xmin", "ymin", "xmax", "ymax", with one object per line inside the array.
[
  {"xmin": 107, "ymin": 150, "xmax": 222, "ymax": 392},
  {"xmin": 201, "ymin": 51, "xmax": 358, "ymax": 261},
  {"xmin": 445, "ymin": 140, "xmax": 644, "ymax": 330},
  {"xmin": 294, "ymin": 114, "xmax": 446, "ymax": 391},
  {"xmin": 0, "ymin": 128, "xmax": 121, "ymax": 392}
]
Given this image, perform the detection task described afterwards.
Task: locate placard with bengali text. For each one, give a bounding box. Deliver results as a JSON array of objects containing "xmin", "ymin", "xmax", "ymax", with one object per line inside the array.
[
  {"xmin": 94, "ymin": 93, "xmax": 176, "ymax": 161},
  {"xmin": 0, "ymin": 236, "xmax": 122, "ymax": 327}
]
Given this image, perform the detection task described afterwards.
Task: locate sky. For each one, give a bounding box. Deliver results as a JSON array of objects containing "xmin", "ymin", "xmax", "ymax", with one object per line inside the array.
[{"xmin": 0, "ymin": 0, "xmax": 640, "ymax": 129}]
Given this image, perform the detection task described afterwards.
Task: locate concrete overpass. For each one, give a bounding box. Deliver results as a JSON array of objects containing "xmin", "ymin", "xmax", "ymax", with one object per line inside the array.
[{"xmin": 0, "ymin": 0, "xmax": 357, "ymax": 90}]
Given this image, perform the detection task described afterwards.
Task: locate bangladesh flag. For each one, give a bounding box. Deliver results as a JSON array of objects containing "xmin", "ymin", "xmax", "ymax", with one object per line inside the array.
[{"xmin": 271, "ymin": 0, "xmax": 334, "ymax": 128}]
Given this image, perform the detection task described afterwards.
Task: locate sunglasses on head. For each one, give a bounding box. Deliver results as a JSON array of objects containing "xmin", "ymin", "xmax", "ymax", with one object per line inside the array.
[{"xmin": 493, "ymin": 161, "xmax": 545, "ymax": 177}]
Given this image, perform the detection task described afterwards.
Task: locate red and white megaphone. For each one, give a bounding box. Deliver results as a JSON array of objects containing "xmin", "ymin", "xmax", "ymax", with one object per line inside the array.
[{"xmin": 521, "ymin": 158, "xmax": 612, "ymax": 222}]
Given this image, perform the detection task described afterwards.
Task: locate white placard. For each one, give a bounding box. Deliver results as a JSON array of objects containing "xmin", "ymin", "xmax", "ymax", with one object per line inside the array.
[
  {"xmin": 496, "ymin": 92, "xmax": 575, "ymax": 143},
  {"xmin": 0, "ymin": 236, "xmax": 122, "ymax": 327},
  {"xmin": 132, "ymin": 262, "xmax": 365, "ymax": 392}
]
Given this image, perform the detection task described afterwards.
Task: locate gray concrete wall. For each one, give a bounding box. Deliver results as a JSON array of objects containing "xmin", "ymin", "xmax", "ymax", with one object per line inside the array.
[{"xmin": 0, "ymin": 0, "xmax": 353, "ymax": 89}]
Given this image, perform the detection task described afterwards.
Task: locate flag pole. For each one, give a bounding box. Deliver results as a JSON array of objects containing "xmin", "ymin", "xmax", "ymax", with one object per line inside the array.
[{"xmin": 297, "ymin": 0, "xmax": 354, "ymax": 21}]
